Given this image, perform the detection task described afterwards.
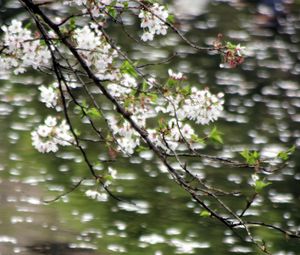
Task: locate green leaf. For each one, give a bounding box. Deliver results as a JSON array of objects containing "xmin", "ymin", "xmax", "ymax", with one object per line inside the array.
[
  {"xmin": 104, "ymin": 175, "xmax": 114, "ymax": 182},
  {"xmin": 255, "ymin": 180, "xmax": 271, "ymax": 193},
  {"xmin": 74, "ymin": 128, "xmax": 81, "ymax": 136},
  {"xmin": 191, "ymin": 134, "xmax": 205, "ymax": 144},
  {"xmin": 158, "ymin": 118, "xmax": 167, "ymax": 129},
  {"xmin": 87, "ymin": 107, "xmax": 101, "ymax": 118},
  {"xmin": 123, "ymin": 97, "xmax": 133, "ymax": 108},
  {"xmin": 148, "ymin": 93, "xmax": 158, "ymax": 103},
  {"xmin": 123, "ymin": 1, "xmax": 129, "ymax": 9},
  {"xmin": 69, "ymin": 17, "xmax": 76, "ymax": 30},
  {"xmin": 209, "ymin": 126, "xmax": 223, "ymax": 144},
  {"xmin": 39, "ymin": 40, "xmax": 47, "ymax": 47},
  {"xmin": 240, "ymin": 149, "xmax": 260, "ymax": 165},
  {"xmin": 142, "ymin": 80, "xmax": 149, "ymax": 90},
  {"xmin": 181, "ymin": 85, "xmax": 191, "ymax": 96},
  {"xmin": 108, "ymin": 6, "xmax": 117, "ymax": 19},
  {"xmin": 25, "ymin": 22, "xmax": 32, "ymax": 29},
  {"xmin": 81, "ymin": 99, "xmax": 88, "ymax": 109},
  {"xmin": 277, "ymin": 145, "xmax": 296, "ymax": 161},
  {"xmin": 166, "ymin": 78, "xmax": 176, "ymax": 87},
  {"xmin": 167, "ymin": 14, "xmax": 175, "ymax": 24},
  {"xmin": 200, "ymin": 210, "xmax": 211, "ymax": 217},
  {"xmin": 226, "ymin": 41, "xmax": 236, "ymax": 50},
  {"xmin": 136, "ymin": 146, "xmax": 148, "ymax": 152},
  {"xmin": 120, "ymin": 60, "xmax": 138, "ymax": 78}
]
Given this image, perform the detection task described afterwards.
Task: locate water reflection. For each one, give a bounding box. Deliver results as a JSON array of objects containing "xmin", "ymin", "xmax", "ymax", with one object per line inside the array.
[
  {"xmin": 172, "ymin": 0, "xmax": 209, "ymax": 19},
  {"xmin": 1, "ymin": 0, "xmax": 300, "ymax": 254}
]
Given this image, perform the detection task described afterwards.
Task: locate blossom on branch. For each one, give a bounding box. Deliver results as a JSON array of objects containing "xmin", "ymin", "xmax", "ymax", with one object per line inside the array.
[
  {"xmin": 139, "ymin": 3, "xmax": 169, "ymax": 41},
  {"xmin": 183, "ymin": 88, "xmax": 224, "ymax": 125},
  {"xmin": 168, "ymin": 69, "xmax": 184, "ymax": 80},
  {"xmin": 31, "ymin": 116, "xmax": 74, "ymax": 153},
  {"xmin": 39, "ymin": 83, "xmax": 59, "ymax": 108},
  {"xmin": 73, "ymin": 24, "xmax": 119, "ymax": 80},
  {"xmin": 161, "ymin": 87, "xmax": 224, "ymax": 125},
  {"xmin": 0, "ymin": 20, "xmax": 51, "ymax": 74}
]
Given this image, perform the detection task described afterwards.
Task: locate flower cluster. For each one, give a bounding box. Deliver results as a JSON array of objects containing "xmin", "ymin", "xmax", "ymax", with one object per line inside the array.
[
  {"xmin": 39, "ymin": 83, "xmax": 59, "ymax": 108},
  {"xmin": 168, "ymin": 69, "xmax": 184, "ymax": 80},
  {"xmin": 222, "ymin": 43, "xmax": 245, "ymax": 68},
  {"xmin": 108, "ymin": 115, "xmax": 141, "ymax": 155},
  {"xmin": 149, "ymin": 119, "xmax": 195, "ymax": 151},
  {"xmin": 139, "ymin": 3, "xmax": 169, "ymax": 41},
  {"xmin": 213, "ymin": 34, "xmax": 246, "ymax": 68},
  {"xmin": 85, "ymin": 189, "xmax": 108, "ymax": 201},
  {"xmin": 64, "ymin": 0, "xmax": 126, "ymax": 17},
  {"xmin": 106, "ymin": 90, "xmax": 158, "ymax": 154},
  {"xmin": 182, "ymin": 88, "xmax": 224, "ymax": 125},
  {"xmin": 0, "ymin": 20, "xmax": 51, "ymax": 74},
  {"xmin": 85, "ymin": 166, "xmax": 117, "ymax": 201},
  {"xmin": 107, "ymin": 74, "xmax": 138, "ymax": 97},
  {"xmin": 159, "ymin": 87, "xmax": 224, "ymax": 125},
  {"xmin": 31, "ymin": 116, "xmax": 74, "ymax": 153},
  {"xmin": 73, "ymin": 24, "xmax": 118, "ymax": 80}
]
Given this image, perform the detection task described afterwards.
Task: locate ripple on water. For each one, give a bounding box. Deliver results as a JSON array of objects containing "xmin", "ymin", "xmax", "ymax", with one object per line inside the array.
[
  {"xmin": 0, "ymin": 236, "xmax": 17, "ymax": 244},
  {"xmin": 170, "ymin": 238, "xmax": 210, "ymax": 253},
  {"xmin": 0, "ymin": 103, "xmax": 13, "ymax": 116},
  {"xmin": 139, "ymin": 234, "xmax": 165, "ymax": 245},
  {"xmin": 107, "ymin": 243, "xmax": 127, "ymax": 253},
  {"xmin": 230, "ymin": 246, "xmax": 253, "ymax": 253},
  {"xmin": 269, "ymin": 191, "xmax": 294, "ymax": 204},
  {"xmin": 117, "ymin": 200, "xmax": 149, "ymax": 214},
  {"xmin": 81, "ymin": 213, "xmax": 94, "ymax": 223}
]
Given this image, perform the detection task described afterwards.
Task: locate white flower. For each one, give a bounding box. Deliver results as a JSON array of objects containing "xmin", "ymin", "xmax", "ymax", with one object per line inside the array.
[
  {"xmin": 39, "ymin": 85, "xmax": 59, "ymax": 108},
  {"xmin": 85, "ymin": 189, "xmax": 108, "ymax": 201},
  {"xmin": 250, "ymin": 174, "xmax": 259, "ymax": 186},
  {"xmin": 107, "ymin": 74, "xmax": 137, "ymax": 97},
  {"xmin": 85, "ymin": 190, "xmax": 100, "ymax": 199},
  {"xmin": 31, "ymin": 116, "xmax": 73, "ymax": 153},
  {"xmin": 45, "ymin": 116, "xmax": 57, "ymax": 127},
  {"xmin": 107, "ymin": 116, "xmax": 141, "ymax": 155},
  {"xmin": 168, "ymin": 69, "xmax": 184, "ymax": 80},
  {"xmin": 139, "ymin": 3, "xmax": 169, "ymax": 41},
  {"xmin": 181, "ymin": 123, "xmax": 195, "ymax": 140},
  {"xmin": 37, "ymin": 125, "xmax": 52, "ymax": 137},
  {"xmin": 235, "ymin": 44, "xmax": 246, "ymax": 57},
  {"xmin": 0, "ymin": 19, "xmax": 51, "ymax": 74},
  {"xmin": 141, "ymin": 31, "xmax": 154, "ymax": 42},
  {"xmin": 108, "ymin": 167, "xmax": 117, "ymax": 179},
  {"xmin": 147, "ymin": 119, "xmax": 195, "ymax": 152},
  {"xmin": 73, "ymin": 24, "xmax": 118, "ymax": 78},
  {"xmin": 182, "ymin": 87, "xmax": 224, "ymax": 125}
]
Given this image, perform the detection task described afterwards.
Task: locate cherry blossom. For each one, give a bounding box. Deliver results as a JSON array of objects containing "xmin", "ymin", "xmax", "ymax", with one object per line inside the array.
[
  {"xmin": 31, "ymin": 116, "xmax": 74, "ymax": 153},
  {"xmin": 182, "ymin": 88, "xmax": 224, "ymax": 125},
  {"xmin": 73, "ymin": 24, "xmax": 119, "ymax": 80},
  {"xmin": 139, "ymin": 3, "xmax": 169, "ymax": 41},
  {"xmin": 168, "ymin": 69, "xmax": 184, "ymax": 80},
  {"xmin": 39, "ymin": 84, "xmax": 59, "ymax": 108},
  {"xmin": 0, "ymin": 19, "xmax": 51, "ymax": 74}
]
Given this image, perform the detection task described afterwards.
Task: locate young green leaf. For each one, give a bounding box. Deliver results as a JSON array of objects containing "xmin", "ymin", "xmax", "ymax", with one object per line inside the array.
[
  {"xmin": 277, "ymin": 145, "xmax": 296, "ymax": 161},
  {"xmin": 87, "ymin": 107, "xmax": 101, "ymax": 118},
  {"xmin": 107, "ymin": 6, "xmax": 117, "ymax": 19},
  {"xmin": 255, "ymin": 180, "xmax": 271, "ymax": 193},
  {"xmin": 240, "ymin": 149, "xmax": 260, "ymax": 165},
  {"xmin": 69, "ymin": 17, "xmax": 76, "ymax": 30},
  {"xmin": 200, "ymin": 210, "xmax": 211, "ymax": 217},
  {"xmin": 120, "ymin": 60, "xmax": 138, "ymax": 78},
  {"xmin": 191, "ymin": 134, "xmax": 205, "ymax": 144},
  {"xmin": 209, "ymin": 126, "xmax": 223, "ymax": 144},
  {"xmin": 167, "ymin": 14, "xmax": 175, "ymax": 24}
]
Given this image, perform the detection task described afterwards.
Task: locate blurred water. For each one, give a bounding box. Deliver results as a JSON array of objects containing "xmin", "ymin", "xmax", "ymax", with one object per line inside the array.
[{"xmin": 0, "ymin": 0, "xmax": 300, "ymax": 255}]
